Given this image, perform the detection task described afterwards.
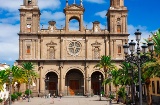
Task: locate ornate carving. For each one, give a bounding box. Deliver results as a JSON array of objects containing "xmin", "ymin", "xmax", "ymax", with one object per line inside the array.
[{"xmin": 46, "ymin": 41, "xmax": 57, "ymax": 46}]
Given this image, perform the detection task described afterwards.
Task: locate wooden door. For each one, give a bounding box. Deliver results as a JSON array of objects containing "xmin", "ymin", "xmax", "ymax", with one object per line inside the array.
[
  {"xmin": 92, "ymin": 82, "xmax": 100, "ymax": 95},
  {"xmin": 69, "ymin": 80, "xmax": 79, "ymax": 95},
  {"xmin": 49, "ymin": 82, "xmax": 57, "ymax": 90}
]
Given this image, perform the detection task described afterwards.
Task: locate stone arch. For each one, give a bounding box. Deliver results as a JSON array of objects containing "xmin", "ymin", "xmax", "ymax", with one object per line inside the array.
[
  {"xmin": 68, "ymin": 16, "xmax": 80, "ymax": 31},
  {"xmin": 91, "ymin": 71, "xmax": 104, "ymax": 95},
  {"xmin": 44, "ymin": 71, "xmax": 59, "ymax": 96},
  {"xmin": 44, "ymin": 69, "xmax": 60, "ymax": 78},
  {"xmin": 65, "ymin": 68, "xmax": 84, "ymax": 96},
  {"xmin": 65, "ymin": 66, "xmax": 84, "ymax": 77}
]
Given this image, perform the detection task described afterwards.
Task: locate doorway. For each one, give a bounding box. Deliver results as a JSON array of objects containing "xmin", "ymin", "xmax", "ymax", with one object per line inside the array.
[{"xmin": 65, "ymin": 69, "xmax": 84, "ymax": 95}]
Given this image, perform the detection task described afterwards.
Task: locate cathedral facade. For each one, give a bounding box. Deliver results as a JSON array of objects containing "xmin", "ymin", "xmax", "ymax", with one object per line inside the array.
[{"xmin": 17, "ymin": 0, "xmax": 129, "ymax": 96}]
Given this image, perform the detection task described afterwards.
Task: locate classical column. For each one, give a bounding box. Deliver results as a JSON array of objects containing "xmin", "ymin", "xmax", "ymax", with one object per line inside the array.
[
  {"xmin": 19, "ymin": 39, "xmax": 22, "ymax": 60},
  {"xmin": 36, "ymin": 40, "xmax": 38, "ymax": 59},
  {"xmin": 60, "ymin": 38, "xmax": 63, "ymax": 59},
  {"xmin": 80, "ymin": 14, "xmax": 83, "ymax": 31},
  {"xmin": 113, "ymin": 40, "xmax": 116, "ymax": 59},
  {"xmin": 125, "ymin": 15, "xmax": 128, "ymax": 33},
  {"xmin": 40, "ymin": 39, "xmax": 43, "ymax": 59},
  {"xmin": 59, "ymin": 62, "xmax": 63, "ymax": 93},
  {"xmin": 32, "ymin": 39, "xmax": 35, "ymax": 59},
  {"xmin": 22, "ymin": 40, "xmax": 25, "ymax": 59}
]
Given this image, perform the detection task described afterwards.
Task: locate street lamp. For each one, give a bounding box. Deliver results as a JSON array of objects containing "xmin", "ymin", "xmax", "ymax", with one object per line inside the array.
[
  {"xmin": 99, "ymin": 75, "xmax": 101, "ymax": 101},
  {"xmin": 126, "ymin": 85, "xmax": 130, "ymax": 105},
  {"xmin": 8, "ymin": 72, "xmax": 13, "ymax": 105},
  {"xmin": 123, "ymin": 29, "xmax": 154, "ymax": 105},
  {"xmin": 87, "ymin": 76, "xmax": 91, "ymax": 97},
  {"xmin": 44, "ymin": 77, "xmax": 49, "ymax": 98}
]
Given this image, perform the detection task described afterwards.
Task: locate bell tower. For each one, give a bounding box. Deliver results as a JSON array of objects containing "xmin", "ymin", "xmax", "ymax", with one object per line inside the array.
[
  {"xmin": 64, "ymin": 0, "xmax": 85, "ymax": 32},
  {"xmin": 19, "ymin": 0, "xmax": 40, "ymax": 33},
  {"xmin": 107, "ymin": 0, "xmax": 128, "ymax": 34}
]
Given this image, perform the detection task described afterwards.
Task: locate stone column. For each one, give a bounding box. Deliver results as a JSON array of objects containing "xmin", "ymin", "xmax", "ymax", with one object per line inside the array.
[
  {"xmin": 22, "ymin": 40, "xmax": 25, "ymax": 59},
  {"xmin": 32, "ymin": 39, "xmax": 35, "ymax": 59},
  {"xmin": 65, "ymin": 16, "xmax": 69, "ymax": 32},
  {"xmin": 60, "ymin": 38, "xmax": 63, "ymax": 59},
  {"xmin": 40, "ymin": 39, "xmax": 43, "ymax": 59},
  {"xmin": 19, "ymin": 39, "xmax": 22, "ymax": 60},
  {"xmin": 80, "ymin": 14, "xmax": 83, "ymax": 31},
  {"xmin": 59, "ymin": 62, "xmax": 63, "ymax": 93},
  {"xmin": 113, "ymin": 40, "xmax": 116, "ymax": 59}
]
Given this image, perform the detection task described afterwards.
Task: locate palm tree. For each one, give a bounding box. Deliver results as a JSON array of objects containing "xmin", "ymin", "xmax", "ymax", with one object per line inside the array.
[
  {"xmin": 22, "ymin": 62, "xmax": 38, "ymax": 88},
  {"xmin": 94, "ymin": 55, "xmax": 116, "ymax": 96},
  {"xmin": 141, "ymin": 28, "xmax": 160, "ymax": 105},
  {"xmin": 152, "ymin": 29, "xmax": 160, "ymax": 55},
  {"xmin": 0, "ymin": 70, "xmax": 8, "ymax": 91},
  {"xmin": 142, "ymin": 60, "xmax": 160, "ymax": 105},
  {"xmin": 103, "ymin": 69, "xmax": 121, "ymax": 100}
]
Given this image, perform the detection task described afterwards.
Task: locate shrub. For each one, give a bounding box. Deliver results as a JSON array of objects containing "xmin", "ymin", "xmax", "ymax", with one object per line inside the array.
[
  {"xmin": 15, "ymin": 92, "xmax": 22, "ymax": 97},
  {"xmin": 25, "ymin": 89, "xmax": 32, "ymax": 95},
  {"xmin": 0, "ymin": 98, "xmax": 3, "ymax": 103},
  {"xmin": 109, "ymin": 94, "xmax": 115, "ymax": 99},
  {"xmin": 11, "ymin": 94, "xmax": 18, "ymax": 101}
]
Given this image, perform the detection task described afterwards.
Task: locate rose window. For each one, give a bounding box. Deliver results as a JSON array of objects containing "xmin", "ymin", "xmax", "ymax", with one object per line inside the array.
[{"xmin": 68, "ymin": 41, "xmax": 81, "ymax": 55}]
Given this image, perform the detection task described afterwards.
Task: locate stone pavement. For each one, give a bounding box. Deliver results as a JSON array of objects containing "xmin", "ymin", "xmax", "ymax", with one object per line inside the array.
[{"xmin": 12, "ymin": 96, "xmax": 123, "ymax": 105}]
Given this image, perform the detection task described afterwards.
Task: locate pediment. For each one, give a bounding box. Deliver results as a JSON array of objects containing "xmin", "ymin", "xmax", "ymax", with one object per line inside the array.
[
  {"xmin": 46, "ymin": 41, "xmax": 57, "ymax": 46},
  {"xmin": 91, "ymin": 40, "xmax": 101, "ymax": 46},
  {"xmin": 65, "ymin": 4, "xmax": 84, "ymax": 11}
]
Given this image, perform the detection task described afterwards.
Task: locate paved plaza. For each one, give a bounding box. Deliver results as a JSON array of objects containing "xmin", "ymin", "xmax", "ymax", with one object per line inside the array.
[{"xmin": 12, "ymin": 96, "xmax": 122, "ymax": 105}]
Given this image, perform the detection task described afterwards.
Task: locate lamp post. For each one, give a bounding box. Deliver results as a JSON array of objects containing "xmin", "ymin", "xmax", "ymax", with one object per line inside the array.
[
  {"xmin": 87, "ymin": 76, "xmax": 91, "ymax": 97},
  {"xmin": 8, "ymin": 72, "xmax": 13, "ymax": 105},
  {"xmin": 44, "ymin": 77, "xmax": 49, "ymax": 98},
  {"xmin": 99, "ymin": 75, "xmax": 101, "ymax": 101},
  {"xmin": 123, "ymin": 29, "xmax": 154, "ymax": 105},
  {"xmin": 28, "ymin": 77, "xmax": 30, "ymax": 102},
  {"xmin": 126, "ymin": 85, "xmax": 130, "ymax": 105}
]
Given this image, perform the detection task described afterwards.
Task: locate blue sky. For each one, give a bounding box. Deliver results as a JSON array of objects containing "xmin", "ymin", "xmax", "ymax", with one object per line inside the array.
[{"xmin": 0, "ymin": 0, "xmax": 159, "ymax": 66}]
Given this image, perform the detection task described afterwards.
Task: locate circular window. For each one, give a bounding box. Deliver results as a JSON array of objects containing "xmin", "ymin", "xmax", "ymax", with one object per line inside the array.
[{"xmin": 68, "ymin": 41, "xmax": 81, "ymax": 56}]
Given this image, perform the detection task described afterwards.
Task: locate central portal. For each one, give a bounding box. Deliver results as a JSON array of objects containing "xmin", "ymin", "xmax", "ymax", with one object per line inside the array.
[
  {"xmin": 69, "ymin": 80, "xmax": 79, "ymax": 95},
  {"xmin": 65, "ymin": 69, "xmax": 84, "ymax": 96}
]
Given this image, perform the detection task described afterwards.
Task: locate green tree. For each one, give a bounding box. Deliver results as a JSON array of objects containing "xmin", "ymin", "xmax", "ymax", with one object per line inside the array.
[
  {"xmin": 22, "ymin": 62, "xmax": 38, "ymax": 88},
  {"xmin": 94, "ymin": 55, "xmax": 116, "ymax": 96},
  {"xmin": 0, "ymin": 70, "xmax": 8, "ymax": 91}
]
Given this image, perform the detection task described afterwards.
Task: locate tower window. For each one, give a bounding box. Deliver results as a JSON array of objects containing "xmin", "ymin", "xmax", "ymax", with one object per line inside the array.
[
  {"xmin": 118, "ymin": 46, "xmax": 121, "ymax": 53},
  {"xmin": 117, "ymin": 25, "xmax": 121, "ymax": 33},
  {"xmin": 26, "ymin": 45, "xmax": 31, "ymax": 54}
]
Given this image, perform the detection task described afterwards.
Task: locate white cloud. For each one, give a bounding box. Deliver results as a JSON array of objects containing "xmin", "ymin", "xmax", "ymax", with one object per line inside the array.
[
  {"xmin": 128, "ymin": 24, "xmax": 153, "ymax": 44},
  {"xmin": 85, "ymin": 0, "xmax": 106, "ymax": 4},
  {"xmin": 95, "ymin": 10, "xmax": 107, "ymax": 18},
  {"xmin": 0, "ymin": 0, "xmax": 61, "ymax": 12},
  {"xmin": 41, "ymin": 11, "xmax": 65, "ymax": 22},
  {"xmin": 0, "ymin": 23, "xmax": 19, "ymax": 61}
]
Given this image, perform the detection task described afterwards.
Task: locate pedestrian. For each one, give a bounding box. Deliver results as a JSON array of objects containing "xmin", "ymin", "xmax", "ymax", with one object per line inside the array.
[
  {"xmin": 50, "ymin": 96, "xmax": 54, "ymax": 104},
  {"xmin": 59, "ymin": 93, "xmax": 62, "ymax": 99}
]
